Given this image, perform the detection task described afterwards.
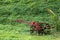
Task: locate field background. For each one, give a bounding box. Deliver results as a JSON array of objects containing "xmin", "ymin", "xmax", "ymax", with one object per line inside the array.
[{"xmin": 0, "ymin": 0, "xmax": 60, "ymax": 40}]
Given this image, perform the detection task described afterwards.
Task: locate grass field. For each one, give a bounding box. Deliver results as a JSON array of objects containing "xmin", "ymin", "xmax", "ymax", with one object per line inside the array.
[
  {"xmin": 0, "ymin": 24, "xmax": 60, "ymax": 40},
  {"xmin": 0, "ymin": 0, "xmax": 60, "ymax": 40}
]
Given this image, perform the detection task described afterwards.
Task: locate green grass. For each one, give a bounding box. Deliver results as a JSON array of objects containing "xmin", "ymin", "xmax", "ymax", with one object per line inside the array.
[
  {"xmin": 0, "ymin": 0, "xmax": 60, "ymax": 40},
  {"xmin": 0, "ymin": 24, "xmax": 59, "ymax": 40}
]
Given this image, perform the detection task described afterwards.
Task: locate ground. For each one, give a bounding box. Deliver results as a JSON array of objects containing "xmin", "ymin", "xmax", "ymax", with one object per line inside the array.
[{"xmin": 0, "ymin": 24, "xmax": 60, "ymax": 40}]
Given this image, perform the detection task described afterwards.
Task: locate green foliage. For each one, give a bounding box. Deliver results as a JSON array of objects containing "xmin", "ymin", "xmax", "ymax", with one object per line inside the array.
[
  {"xmin": 0, "ymin": 0, "xmax": 60, "ymax": 39},
  {"xmin": 0, "ymin": 0, "xmax": 60, "ymax": 31}
]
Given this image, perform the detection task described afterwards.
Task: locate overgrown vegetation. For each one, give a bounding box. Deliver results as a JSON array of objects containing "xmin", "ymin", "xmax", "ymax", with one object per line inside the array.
[
  {"xmin": 0, "ymin": 0, "xmax": 60, "ymax": 40},
  {"xmin": 0, "ymin": 0, "xmax": 60, "ymax": 30}
]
